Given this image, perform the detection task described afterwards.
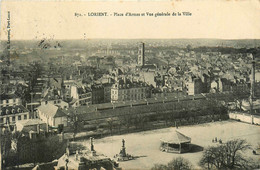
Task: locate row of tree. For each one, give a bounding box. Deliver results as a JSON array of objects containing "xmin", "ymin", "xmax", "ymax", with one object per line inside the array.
[{"xmin": 70, "ymin": 104, "xmax": 229, "ymax": 140}]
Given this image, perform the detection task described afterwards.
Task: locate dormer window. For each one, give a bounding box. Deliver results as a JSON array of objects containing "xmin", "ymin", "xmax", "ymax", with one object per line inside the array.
[
  {"xmin": 11, "ymin": 109, "xmax": 16, "ymax": 114},
  {"xmin": 6, "ymin": 109, "xmax": 10, "ymax": 115}
]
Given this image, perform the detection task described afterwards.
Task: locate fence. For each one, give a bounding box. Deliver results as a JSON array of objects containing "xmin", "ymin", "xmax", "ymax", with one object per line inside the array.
[{"xmin": 229, "ymin": 112, "xmax": 260, "ymax": 125}]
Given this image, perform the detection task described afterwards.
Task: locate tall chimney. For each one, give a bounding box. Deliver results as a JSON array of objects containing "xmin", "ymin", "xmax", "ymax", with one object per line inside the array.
[
  {"xmin": 46, "ymin": 122, "xmax": 49, "ymax": 133},
  {"xmin": 37, "ymin": 123, "xmax": 40, "ymax": 134}
]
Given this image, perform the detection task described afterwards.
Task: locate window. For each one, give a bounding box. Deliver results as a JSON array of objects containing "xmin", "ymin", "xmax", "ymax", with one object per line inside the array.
[
  {"xmin": 0, "ymin": 118, "xmax": 3, "ymax": 123},
  {"xmin": 12, "ymin": 116, "xmax": 15, "ymax": 122},
  {"xmin": 18, "ymin": 115, "xmax": 21, "ymax": 120},
  {"xmin": 6, "ymin": 100, "xmax": 9, "ymax": 103},
  {"xmin": 24, "ymin": 115, "xmax": 27, "ymax": 120},
  {"xmin": 45, "ymin": 101, "xmax": 48, "ymax": 105}
]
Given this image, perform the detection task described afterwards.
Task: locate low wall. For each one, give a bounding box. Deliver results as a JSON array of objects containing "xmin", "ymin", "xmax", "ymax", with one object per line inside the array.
[{"xmin": 229, "ymin": 112, "xmax": 260, "ymax": 125}]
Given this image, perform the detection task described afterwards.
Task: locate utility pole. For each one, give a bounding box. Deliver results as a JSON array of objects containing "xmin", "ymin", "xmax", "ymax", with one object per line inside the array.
[
  {"xmin": 30, "ymin": 92, "xmax": 34, "ymax": 119},
  {"xmin": 0, "ymin": 128, "xmax": 2, "ymax": 170},
  {"xmin": 250, "ymin": 54, "xmax": 256, "ymax": 124}
]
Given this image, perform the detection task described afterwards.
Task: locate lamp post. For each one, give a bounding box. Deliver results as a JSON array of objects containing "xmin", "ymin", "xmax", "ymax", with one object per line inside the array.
[
  {"xmin": 30, "ymin": 92, "xmax": 34, "ymax": 118},
  {"xmin": 0, "ymin": 129, "xmax": 2, "ymax": 170},
  {"xmin": 249, "ymin": 54, "xmax": 256, "ymax": 124}
]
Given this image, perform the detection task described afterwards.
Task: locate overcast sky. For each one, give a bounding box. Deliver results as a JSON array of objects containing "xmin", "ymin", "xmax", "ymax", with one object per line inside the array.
[{"xmin": 0, "ymin": 0, "xmax": 260, "ymax": 40}]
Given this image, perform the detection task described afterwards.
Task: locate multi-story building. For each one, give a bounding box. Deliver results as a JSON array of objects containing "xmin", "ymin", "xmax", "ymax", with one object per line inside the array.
[
  {"xmin": 91, "ymin": 84, "xmax": 104, "ymax": 104},
  {"xmin": 63, "ymin": 81, "xmax": 92, "ymax": 107},
  {"xmin": 186, "ymin": 77, "xmax": 210, "ymax": 95},
  {"xmin": 103, "ymin": 83, "xmax": 113, "ymax": 103},
  {"xmin": 70, "ymin": 85, "xmax": 92, "ymax": 107},
  {"xmin": 0, "ymin": 93, "xmax": 22, "ymax": 107},
  {"xmin": 0, "ymin": 105, "xmax": 29, "ymax": 125},
  {"xmin": 111, "ymin": 79, "xmax": 150, "ymax": 102}
]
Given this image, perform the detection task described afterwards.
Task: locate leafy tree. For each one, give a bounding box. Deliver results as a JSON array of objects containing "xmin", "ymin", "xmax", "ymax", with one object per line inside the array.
[
  {"xmin": 151, "ymin": 164, "xmax": 168, "ymax": 170},
  {"xmin": 167, "ymin": 157, "xmax": 192, "ymax": 170},
  {"xmin": 120, "ymin": 114, "xmax": 132, "ymax": 133},
  {"xmin": 200, "ymin": 139, "xmax": 258, "ymax": 170},
  {"xmin": 107, "ymin": 118, "xmax": 115, "ymax": 135},
  {"xmin": 151, "ymin": 157, "xmax": 192, "ymax": 170}
]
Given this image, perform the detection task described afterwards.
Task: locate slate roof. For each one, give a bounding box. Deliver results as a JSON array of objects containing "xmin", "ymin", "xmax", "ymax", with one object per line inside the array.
[
  {"xmin": 16, "ymin": 119, "xmax": 45, "ymax": 127},
  {"xmin": 37, "ymin": 103, "xmax": 67, "ymax": 118},
  {"xmin": 160, "ymin": 130, "xmax": 191, "ymax": 144},
  {"xmin": 1, "ymin": 105, "xmax": 29, "ymax": 116},
  {"xmin": 0, "ymin": 93, "xmax": 19, "ymax": 100}
]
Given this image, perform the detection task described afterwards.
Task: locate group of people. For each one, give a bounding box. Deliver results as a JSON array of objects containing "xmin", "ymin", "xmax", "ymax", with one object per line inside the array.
[{"xmin": 212, "ymin": 137, "xmax": 222, "ymax": 144}]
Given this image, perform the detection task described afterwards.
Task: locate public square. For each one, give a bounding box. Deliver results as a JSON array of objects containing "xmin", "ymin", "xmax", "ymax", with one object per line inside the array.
[{"xmin": 79, "ymin": 120, "xmax": 260, "ymax": 169}]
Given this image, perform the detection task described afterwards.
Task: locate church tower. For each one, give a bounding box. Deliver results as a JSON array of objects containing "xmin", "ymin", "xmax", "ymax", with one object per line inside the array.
[{"xmin": 137, "ymin": 42, "xmax": 145, "ymax": 66}]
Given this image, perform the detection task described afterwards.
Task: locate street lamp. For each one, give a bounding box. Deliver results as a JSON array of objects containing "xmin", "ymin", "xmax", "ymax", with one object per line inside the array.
[{"xmin": 30, "ymin": 92, "xmax": 34, "ymax": 118}]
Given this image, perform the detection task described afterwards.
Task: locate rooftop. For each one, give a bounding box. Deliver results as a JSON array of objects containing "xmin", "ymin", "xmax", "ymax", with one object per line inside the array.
[
  {"xmin": 1, "ymin": 105, "xmax": 29, "ymax": 116},
  {"xmin": 160, "ymin": 130, "xmax": 191, "ymax": 144},
  {"xmin": 16, "ymin": 119, "xmax": 45, "ymax": 127},
  {"xmin": 37, "ymin": 103, "xmax": 67, "ymax": 118},
  {"xmin": 0, "ymin": 93, "xmax": 20, "ymax": 100}
]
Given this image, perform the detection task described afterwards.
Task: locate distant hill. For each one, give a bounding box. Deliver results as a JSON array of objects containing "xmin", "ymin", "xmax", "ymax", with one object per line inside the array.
[{"xmin": 1, "ymin": 39, "xmax": 260, "ymax": 51}]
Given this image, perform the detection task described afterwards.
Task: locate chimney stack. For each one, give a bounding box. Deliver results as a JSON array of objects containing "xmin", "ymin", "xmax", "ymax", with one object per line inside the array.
[
  {"xmin": 46, "ymin": 123, "xmax": 49, "ymax": 133},
  {"xmin": 37, "ymin": 123, "xmax": 40, "ymax": 134}
]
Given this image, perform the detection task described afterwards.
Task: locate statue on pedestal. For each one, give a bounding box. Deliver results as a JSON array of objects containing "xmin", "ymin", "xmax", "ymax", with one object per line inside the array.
[
  {"xmin": 114, "ymin": 139, "xmax": 134, "ymax": 161},
  {"xmin": 119, "ymin": 139, "xmax": 126, "ymax": 157}
]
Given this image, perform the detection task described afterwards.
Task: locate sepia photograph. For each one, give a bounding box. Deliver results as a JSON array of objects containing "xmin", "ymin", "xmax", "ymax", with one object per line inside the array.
[{"xmin": 0, "ymin": 0, "xmax": 260, "ymax": 169}]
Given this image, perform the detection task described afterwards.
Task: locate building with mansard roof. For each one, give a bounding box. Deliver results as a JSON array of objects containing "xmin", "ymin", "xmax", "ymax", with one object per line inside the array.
[{"xmin": 0, "ymin": 105, "xmax": 29, "ymax": 125}]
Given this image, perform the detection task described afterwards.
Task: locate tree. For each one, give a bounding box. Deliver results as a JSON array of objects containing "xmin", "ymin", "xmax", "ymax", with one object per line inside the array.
[
  {"xmin": 121, "ymin": 114, "xmax": 132, "ymax": 133},
  {"xmin": 151, "ymin": 157, "xmax": 192, "ymax": 170},
  {"xmin": 167, "ymin": 157, "xmax": 192, "ymax": 170},
  {"xmin": 107, "ymin": 118, "xmax": 115, "ymax": 135},
  {"xmin": 1, "ymin": 129, "xmax": 12, "ymax": 168},
  {"xmin": 151, "ymin": 164, "xmax": 168, "ymax": 170},
  {"xmin": 200, "ymin": 139, "xmax": 257, "ymax": 170}
]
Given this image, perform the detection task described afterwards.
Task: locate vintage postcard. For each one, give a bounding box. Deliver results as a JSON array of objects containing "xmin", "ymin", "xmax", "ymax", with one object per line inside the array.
[{"xmin": 0, "ymin": 0, "xmax": 260, "ymax": 170}]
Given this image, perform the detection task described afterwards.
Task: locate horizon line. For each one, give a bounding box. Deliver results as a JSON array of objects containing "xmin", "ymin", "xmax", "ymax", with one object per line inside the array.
[{"xmin": 1, "ymin": 38, "xmax": 260, "ymax": 41}]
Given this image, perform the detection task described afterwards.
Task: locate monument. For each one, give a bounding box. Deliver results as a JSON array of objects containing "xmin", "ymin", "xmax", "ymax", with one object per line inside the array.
[{"xmin": 114, "ymin": 139, "xmax": 134, "ymax": 161}]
